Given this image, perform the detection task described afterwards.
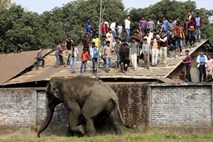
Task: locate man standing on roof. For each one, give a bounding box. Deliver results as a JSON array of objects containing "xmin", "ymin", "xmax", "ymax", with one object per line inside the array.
[
  {"xmin": 125, "ymin": 15, "xmax": 131, "ymax": 42},
  {"xmin": 206, "ymin": 55, "xmax": 213, "ymax": 80},
  {"xmin": 104, "ymin": 41, "xmax": 114, "ymax": 73},
  {"xmin": 119, "ymin": 41, "xmax": 130, "ymax": 73},
  {"xmin": 54, "ymin": 42, "xmax": 65, "ymax": 68},
  {"xmin": 197, "ymin": 50, "xmax": 207, "ymax": 82},
  {"xmin": 159, "ymin": 32, "xmax": 168, "ymax": 66},
  {"xmin": 195, "ymin": 12, "xmax": 203, "ymax": 42},
  {"xmin": 139, "ymin": 17, "xmax": 147, "ymax": 33},
  {"xmin": 100, "ymin": 19, "xmax": 108, "ymax": 36},
  {"xmin": 110, "ymin": 20, "xmax": 117, "ymax": 39},
  {"xmin": 35, "ymin": 47, "xmax": 45, "ymax": 70},
  {"xmin": 142, "ymin": 38, "xmax": 151, "ymax": 69},
  {"xmin": 85, "ymin": 18, "xmax": 93, "ymax": 40},
  {"xmin": 83, "ymin": 33, "xmax": 90, "ymax": 53},
  {"xmin": 173, "ymin": 22, "xmax": 185, "ymax": 56},
  {"xmin": 183, "ymin": 50, "xmax": 192, "ymax": 82},
  {"xmin": 70, "ymin": 43, "xmax": 79, "ymax": 73},
  {"xmin": 114, "ymin": 37, "xmax": 122, "ymax": 69},
  {"xmin": 130, "ymin": 37, "xmax": 139, "ymax": 70},
  {"xmin": 66, "ymin": 35, "xmax": 73, "ymax": 65}
]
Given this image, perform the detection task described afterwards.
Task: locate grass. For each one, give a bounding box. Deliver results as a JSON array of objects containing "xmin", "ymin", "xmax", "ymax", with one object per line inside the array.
[{"xmin": 0, "ymin": 129, "xmax": 213, "ymax": 142}]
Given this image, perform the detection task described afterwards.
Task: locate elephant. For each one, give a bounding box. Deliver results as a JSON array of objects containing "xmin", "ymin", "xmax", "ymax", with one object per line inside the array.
[{"xmin": 37, "ymin": 76, "xmax": 126, "ymax": 137}]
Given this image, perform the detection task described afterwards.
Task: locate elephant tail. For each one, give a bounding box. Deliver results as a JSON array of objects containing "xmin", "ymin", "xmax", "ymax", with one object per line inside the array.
[{"xmin": 113, "ymin": 98, "xmax": 130, "ymax": 128}]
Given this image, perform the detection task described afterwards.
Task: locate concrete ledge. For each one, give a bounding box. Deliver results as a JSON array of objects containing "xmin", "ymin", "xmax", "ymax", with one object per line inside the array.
[{"xmin": 149, "ymin": 82, "xmax": 212, "ymax": 87}]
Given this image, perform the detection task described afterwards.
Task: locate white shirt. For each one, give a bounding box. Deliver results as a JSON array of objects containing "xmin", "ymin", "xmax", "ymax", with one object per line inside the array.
[
  {"xmin": 125, "ymin": 19, "xmax": 130, "ymax": 29},
  {"xmin": 90, "ymin": 47, "xmax": 99, "ymax": 58},
  {"xmin": 105, "ymin": 21, "xmax": 109, "ymax": 28},
  {"xmin": 144, "ymin": 32, "xmax": 153, "ymax": 44},
  {"xmin": 117, "ymin": 25, "xmax": 123, "ymax": 33},
  {"xmin": 110, "ymin": 22, "xmax": 116, "ymax": 31},
  {"xmin": 197, "ymin": 55, "xmax": 208, "ymax": 67},
  {"xmin": 106, "ymin": 32, "xmax": 113, "ymax": 41}
]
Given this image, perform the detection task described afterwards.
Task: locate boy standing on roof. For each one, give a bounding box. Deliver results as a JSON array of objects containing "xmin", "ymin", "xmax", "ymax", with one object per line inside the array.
[
  {"xmin": 35, "ymin": 47, "xmax": 45, "ymax": 70},
  {"xmin": 90, "ymin": 42, "xmax": 99, "ymax": 74},
  {"xmin": 80, "ymin": 48, "xmax": 90, "ymax": 75},
  {"xmin": 183, "ymin": 50, "xmax": 192, "ymax": 82},
  {"xmin": 142, "ymin": 38, "xmax": 151, "ymax": 69},
  {"xmin": 55, "ymin": 42, "xmax": 65, "ymax": 68},
  {"xmin": 197, "ymin": 50, "xmax": 207, "ymax": 82},
  {"xmin": 70, "ymin": 43, "xmax": 79, "ymax": 73}
]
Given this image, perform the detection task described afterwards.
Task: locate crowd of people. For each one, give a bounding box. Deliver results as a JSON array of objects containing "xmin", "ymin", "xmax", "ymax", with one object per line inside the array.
[{"xmin": 35, "ymin": 11, "xmax": 213, "ymax": 82}]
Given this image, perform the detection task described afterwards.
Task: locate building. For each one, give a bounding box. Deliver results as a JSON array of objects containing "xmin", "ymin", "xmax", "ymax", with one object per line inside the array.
[{"xmin": 0, "ymin": 39, "xmax": 213, "ymax": 132}]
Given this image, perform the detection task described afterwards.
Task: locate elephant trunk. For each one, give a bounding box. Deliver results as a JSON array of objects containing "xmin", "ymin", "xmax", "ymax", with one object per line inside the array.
[{"xmin": 37, "ymin": 108, "xmax": 54, "ymax": 137}]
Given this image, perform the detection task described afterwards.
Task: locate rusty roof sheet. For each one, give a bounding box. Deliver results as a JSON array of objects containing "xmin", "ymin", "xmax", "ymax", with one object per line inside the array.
[
  {"xmin": 0, "ymin": 49, "xmax": 51, "ymax": 85},
  {"xmin": 2, "ymin": 39, "xmax": 208, "ymax": 86}
]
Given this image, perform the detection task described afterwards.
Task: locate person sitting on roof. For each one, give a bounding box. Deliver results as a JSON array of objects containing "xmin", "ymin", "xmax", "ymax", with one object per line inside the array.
[
  {"xmin": 35, "ymin": 47, "xmax": 45, "ymax": 70},
  {"xmin": 119, "ymin": 40, "xmax": 130, "ymax": 73}
]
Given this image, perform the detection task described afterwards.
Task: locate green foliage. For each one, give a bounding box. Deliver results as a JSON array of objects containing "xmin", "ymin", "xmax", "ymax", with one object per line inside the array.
[
  {"xmin": 0, "ymin": 0, "xmax": 12, "ymax": 8},
  {"xmin": 0, "ymin": 5, "xmax": 44, "ymax": 52},
  {"xmin": 0, "ymin": 0, "xmax": 126, "ymax": 53}
]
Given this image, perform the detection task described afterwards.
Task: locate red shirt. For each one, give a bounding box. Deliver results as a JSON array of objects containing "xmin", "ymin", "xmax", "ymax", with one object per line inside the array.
[
  {"xmin": 184, "ymin": 55, "xmax": 192, "ymax": 68},
  {"xmin": 100, "ymin": 23, "xmax": 108, "ymax": 35},
  {"xmin": 81, "ymin": 52, "xmax": 90, "ymax": 61}
]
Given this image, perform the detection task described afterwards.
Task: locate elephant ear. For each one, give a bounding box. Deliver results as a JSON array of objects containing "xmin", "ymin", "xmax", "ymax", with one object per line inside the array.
[{"xmin": 50, "ymin": 80, "xmax": 63, "ymax": 101}]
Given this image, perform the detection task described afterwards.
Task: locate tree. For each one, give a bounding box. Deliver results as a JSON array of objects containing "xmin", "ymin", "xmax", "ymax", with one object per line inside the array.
[
  {"xmin": 40, "ymin": 0, "xmax": 126, "ymax": 45},
  {"xmin": 0, "ymin": 0, "xmax": 12, "ymax": 8}
]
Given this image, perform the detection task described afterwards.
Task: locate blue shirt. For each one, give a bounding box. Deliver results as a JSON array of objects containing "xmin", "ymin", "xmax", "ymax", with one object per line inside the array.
[
  {"xmin": 86, "ymin": 22, "xmax": 92, "ymax": 33},
  {"xmin": 163, "ymin": 20, "xmax": 169, "ymax": 32},
  {"xmin": 91, "ymin": 46, "xmax": 99, "ymax": 59},
  {"xmin": 55, "ymin": 44, "xmax": 62, "ymax": 56},
  {"xmin": 195, "ymin": 17, "xmax": 201, "ymax": 27},
  {"xmin": 199, "ymin": 55, "xmax": 206, "ymax": 65}
]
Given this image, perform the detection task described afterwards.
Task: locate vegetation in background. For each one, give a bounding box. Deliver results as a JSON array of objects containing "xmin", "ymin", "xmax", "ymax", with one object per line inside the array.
[{"xmin": 0, "ymin": 0, "xmax": 212, "ymax": 53}]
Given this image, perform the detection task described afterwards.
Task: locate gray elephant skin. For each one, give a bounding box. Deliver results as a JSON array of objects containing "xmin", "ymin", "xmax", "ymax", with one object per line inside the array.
[{"xmin": 37, "ymin": 76, "xmax": 125, "ymax": 137}]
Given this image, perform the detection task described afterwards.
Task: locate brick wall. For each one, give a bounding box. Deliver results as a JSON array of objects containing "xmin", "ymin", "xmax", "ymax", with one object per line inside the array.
[
  {"xmin": 0, "ymin": 88, "xmax": 37, "ymax": 126},
  {"xmin": 0, "ymin": 83, "xmax": 212, "ymax": 128},
  {"xmin": 149, "ymin": 84, "xmax": 213, "ymax": 127}
]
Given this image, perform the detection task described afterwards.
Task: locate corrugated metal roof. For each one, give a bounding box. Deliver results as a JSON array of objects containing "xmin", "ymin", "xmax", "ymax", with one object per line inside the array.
[
  {"xmin": 1, "ymin": 39, "xmax": 209, "ymax": 85},
  {"xmin": 0, "ymin": 49, "xmax": 51, "ymax": 85}
]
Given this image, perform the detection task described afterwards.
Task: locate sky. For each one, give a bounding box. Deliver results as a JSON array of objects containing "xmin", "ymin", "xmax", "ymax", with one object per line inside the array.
[{"xmin": 11, "ymin": 0, "xmax": 213, "ymax": 14}]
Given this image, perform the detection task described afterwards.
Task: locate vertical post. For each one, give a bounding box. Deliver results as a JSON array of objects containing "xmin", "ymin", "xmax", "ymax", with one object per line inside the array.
[
  {"xmin": 147, "ymin": 85, "xmax": 152, "ymax": 127},
  {"xmin": 34, "ymin": 90, "xmax": 38, "ymax": 126},
  {"xmin": 96, "ymin": 0, "xmax": 103, "ymax": 80}
]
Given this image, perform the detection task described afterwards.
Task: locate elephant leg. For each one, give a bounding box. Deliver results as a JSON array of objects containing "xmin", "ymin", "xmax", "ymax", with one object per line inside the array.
[
  {"xmin": 109, "ymin": 109, "xmax": 122, "ymax": 135},
  {"xmin": 82, "ymin": 116, "xmax": 95, "ymax": 136},
  {"xmin": 66, "ymin": 124, "xmax": 74, "ymax": 137},
  {"xmin": 66, "ymin": 101, "xmax": 85, "ymax": 135},
  {"xmin": 68, "ymin": 110, "xmax": 85, "ymax": 135},
  {"xmin": 82, "ymin": 97, "xmax": 110, "ymax": 136}
]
